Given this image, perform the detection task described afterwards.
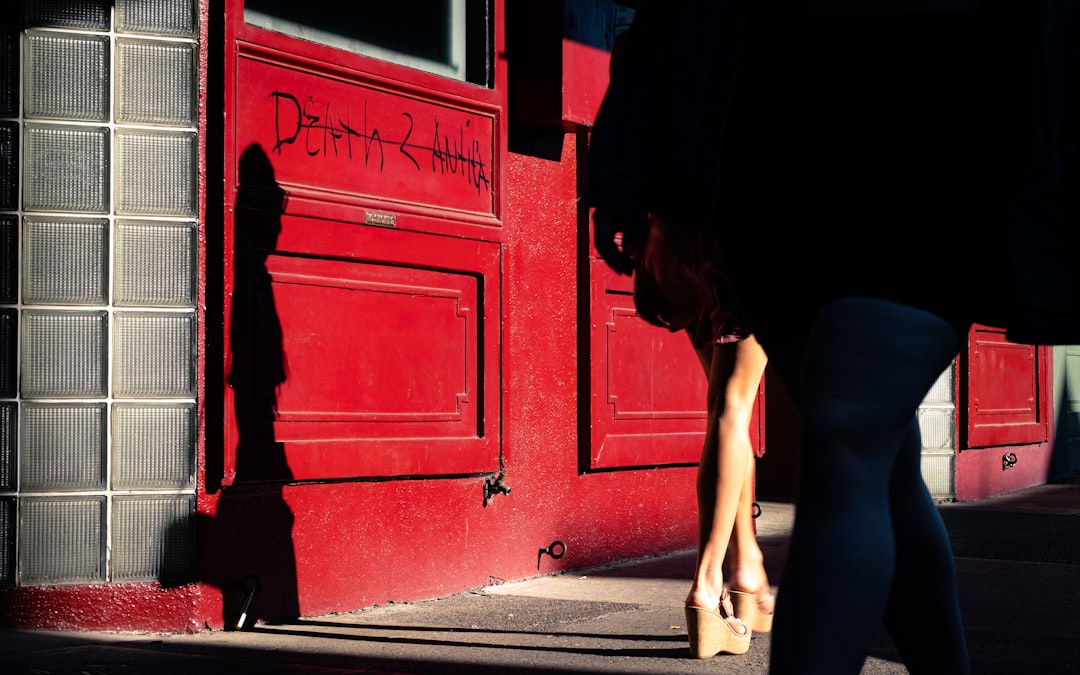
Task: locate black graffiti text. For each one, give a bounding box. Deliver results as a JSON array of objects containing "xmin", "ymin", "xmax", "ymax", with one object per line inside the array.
[
  {"xmin": 430, "ymin": 118, "xmax": 490, "ymax": 196},
  {"xmin": 268, "ymin": 90, "xmax": 490, "ymax": 196}
]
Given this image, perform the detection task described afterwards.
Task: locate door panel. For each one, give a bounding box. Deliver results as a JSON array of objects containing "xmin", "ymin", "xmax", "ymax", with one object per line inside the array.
[
  {"xmin": 267, "ymin": 256, "xmax": 473, "ymax": 426},
  {"xmin": 224, "ymin": 218, "xmax": 500, "ymax": 484},
  {"xmin": 965, "ymin": 324, "xmax": 1049, "ymax": 447},
  {"xmin": 235, "ymin": 50, "xmax": 498, "ymax": 230}
]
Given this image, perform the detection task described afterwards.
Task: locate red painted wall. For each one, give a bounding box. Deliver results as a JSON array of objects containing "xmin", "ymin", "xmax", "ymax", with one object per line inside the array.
[
  {"xmin": 0, "ymin": 3, "xmax": 702, "ymax": 632},
  {"xmin": 183, "ymin": 125, "xmax": 702, "ymax": 631},
  {"xmin": 955, "ymin": 443, "xmax": 1056, "ymax": 501},
  {"xmin": 957, "ymin": 329, "xmax": 1056, "ymax": 500}
]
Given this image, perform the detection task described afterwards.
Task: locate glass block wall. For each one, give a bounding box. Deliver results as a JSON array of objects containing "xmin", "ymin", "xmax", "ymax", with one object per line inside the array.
[
  {"xmin": 0, "ymin": 0, "xmax": 199, "ymax": 586},
  {"xmin": 920, "ymin": 361, "xmax": 958, "ymax": 500}
]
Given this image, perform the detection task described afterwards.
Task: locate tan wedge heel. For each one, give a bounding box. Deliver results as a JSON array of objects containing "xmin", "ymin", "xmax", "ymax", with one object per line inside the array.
[
  {"xmin": 729, "ymin": 587, "xmax": 775, "ymax": 634},
  {"xmin": 684, "ymin": 594, "xmax": 751, "ymax": 658}
]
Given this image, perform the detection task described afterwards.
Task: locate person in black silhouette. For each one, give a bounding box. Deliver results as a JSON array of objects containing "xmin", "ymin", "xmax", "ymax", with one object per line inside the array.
[{"xmin": 585, "ymin": 2, "xmax": 1079, "ymax": 672}]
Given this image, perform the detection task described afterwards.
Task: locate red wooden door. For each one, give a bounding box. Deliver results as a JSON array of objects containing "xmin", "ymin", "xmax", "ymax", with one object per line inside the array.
[
  {"xmin": 220, "ymin": 0, "xmax": 506, "ymax": 485},
  {"xmin": 964, "ymin": 324, "xmax": 1050, "ymax": 448}
]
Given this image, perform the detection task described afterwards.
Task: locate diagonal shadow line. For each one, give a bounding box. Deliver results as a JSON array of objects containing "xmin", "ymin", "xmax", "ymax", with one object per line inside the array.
[
  {"xmin": 251, "ymin": 624, "xmax": 691, "ymax": 659},
  {"xmin": 254, "ymin": 622, "xmax": 910, "ymax": 668},
  {"xmin": 288, "ymin": 618, "xmax": 689, "ymax": 642}
]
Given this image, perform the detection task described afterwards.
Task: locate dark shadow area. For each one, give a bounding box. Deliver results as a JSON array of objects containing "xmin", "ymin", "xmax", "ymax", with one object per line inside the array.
[
  {"xmin": 507, "ymin": 124, "xmax": 565, "ymax": 161},
  {"xmin": 754, "ymin": 364, "xmax": 802, "ymax": 501},
  {"xmin": 0, "ymin": 629, "xmax": 677, "ymax": 675},
  {"xmin": 263, "ymin": 623, "xmax": 687, "ymax": 658},
  {"xmin": 1051, "ymin": 367, "xmax": 1080, "ymax": 481},
  {"xmin": 574, "ymin": 128, "xmax": 596, "ymax": 476},
  {"xmin": 228, "ymin": 148, "xmax": 290, "ymax": 481},
  {"xmin": 292, "ymin": 618, "xmax": 685, "ymax": 644},
  {"xmin": 6, "ymin": 615, "xmax": 1078, "ymax": 675},
  {"xmin": 203, "ymin": 0, "xmax": 227, "ymax": 491},
  {"xmin": 197, "ymin": 144, "xmax": 300, "ymax": 630},
  {"xmin": 944, "ymin": 507, "xmax": 1080, "ymax": 562}
]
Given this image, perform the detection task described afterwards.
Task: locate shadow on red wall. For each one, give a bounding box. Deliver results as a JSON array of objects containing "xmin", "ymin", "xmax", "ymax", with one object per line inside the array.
[{"xmin": 196, "ymin": 144, "xmax": 300, "ymax": 629}]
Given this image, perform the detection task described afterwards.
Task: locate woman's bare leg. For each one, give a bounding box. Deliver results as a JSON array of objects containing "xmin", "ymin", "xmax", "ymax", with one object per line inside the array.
[
  {"xmin": 686, "ymin": 335, "xmax": 769, "ymax": 612},
  {"xmin": 727, "ymin": 455, "xmax": 770, "ymax": 596}
]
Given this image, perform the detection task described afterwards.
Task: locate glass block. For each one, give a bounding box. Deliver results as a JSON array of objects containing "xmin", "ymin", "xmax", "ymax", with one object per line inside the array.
[
  {"xmin": 22, "ymin": 217, "xmax": 108, "ymax": 305},
  {"xmin": 20, "ymin": 402, "xmax": 105, "ymax": 490},
  {"xmin": 920, "ymin": 452, "xmax": 955, "ymax": 500},
  {"xmin": 116, "ymin": 39, "xmax": 195, "ymax": 126},
  {"xmin": 918, "ymin": 407, "xmax": 955, "ymax": 450},
  {"xmin": 0, "ymin": 497, "xmax": 13, "ymax": 584},
  {"xmin": 23, "ymin": 124, "xmax": 109, "ymax": 213},
  {"xmin": 0, "ymin": 33, "xmax": 17, "ymax": 118},
  {"xmin": 21, "ymin": 310, "xmax": 107, "ymax": 398},
  {"xmin": 25, "ymin": 0, "xmax": 110, "ymax": 31},
  {"xmin": 116, "ymin": 130, "xmax": 196, "ymax": 217},
  {"xmin": 922, "ymin": 361, "xmax": 955, "ymax": 405},
  {"xmin": 112, "ymin": 495, "xmax": 195, "ymax": 583},
  {"xmin": 0, "ymin": 122, "xmax": 15, "ymax": 211},
  {"xmin": 115, "ymin": 220, "xmax": 196, "ymax": 307},
  {"xmin": 112, "ymin": 403, "xmax": 195, "ymax": 489},
  {"xmin": 0, "ymin": 215, "xmax": 15, "ymax": 303},
  {"xmin": 117, "ymin": 0, "xmax": 196, "ymax": 38},
  {"xmin": 18, "ymin": 496, "xmax": 105, "ymax": 585},
  {"xmin": 24, "ymin": 31, "xmax": 109, "ymax": 121},
  {"xmin": 113, "ymin": 312, "xmax": 195, "ymax": 398},
  {"xmin": 0, "ymin": 309, "xmax": 14, "ymax": 398},
  {"xmin": 0, "ymin": 402, "xmax": 14, "ymax": 489}
]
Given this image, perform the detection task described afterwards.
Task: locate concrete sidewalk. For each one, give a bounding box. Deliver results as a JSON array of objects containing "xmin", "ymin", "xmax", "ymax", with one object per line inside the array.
[{"xmin": 3, "ymin": 481, "xmax": 1079, "ymax": 674}]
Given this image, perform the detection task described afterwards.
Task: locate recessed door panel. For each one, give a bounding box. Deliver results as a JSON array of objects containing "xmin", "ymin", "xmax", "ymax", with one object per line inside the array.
[
  {"xmin": 268, "ymin": 255, "xmax": 473, "ymax": 426},
  {"xmin": 966, "ymin": 325, "xmax": 1049, "ymax": 447},
  {"xmin": 224, "ymin": 216, "xmax": 499, "ymax": 484}
]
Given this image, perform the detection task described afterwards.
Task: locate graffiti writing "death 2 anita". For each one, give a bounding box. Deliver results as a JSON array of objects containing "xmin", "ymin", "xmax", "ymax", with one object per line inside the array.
[{"xmin": 269, "ymin": 90, "xmax": 491, "ymax": 195}]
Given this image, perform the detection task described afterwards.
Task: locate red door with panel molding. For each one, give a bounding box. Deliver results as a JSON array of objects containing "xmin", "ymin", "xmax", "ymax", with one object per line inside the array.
[
  {"xmin": 965, "ymin": 324, "xmax": 1050, "ymax": 448},
  {"xmin": 220, "ymin": 1, "xmax": 506, "ymax": 486}
]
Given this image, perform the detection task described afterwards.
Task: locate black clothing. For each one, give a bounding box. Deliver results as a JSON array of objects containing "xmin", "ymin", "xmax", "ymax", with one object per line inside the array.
[
  {"xmin": 583, "ymin": 0, "xmax": 1080, "ymax": 347},
  {"xmin": 719, "ymin": 8, "xmax": 1021, "ymax": 343}
]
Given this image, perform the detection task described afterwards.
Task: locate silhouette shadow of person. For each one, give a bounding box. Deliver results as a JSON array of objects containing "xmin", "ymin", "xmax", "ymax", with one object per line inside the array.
[{"xmin": 201, "ymin": 144, "xmax": 300, "ymax": 629}]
